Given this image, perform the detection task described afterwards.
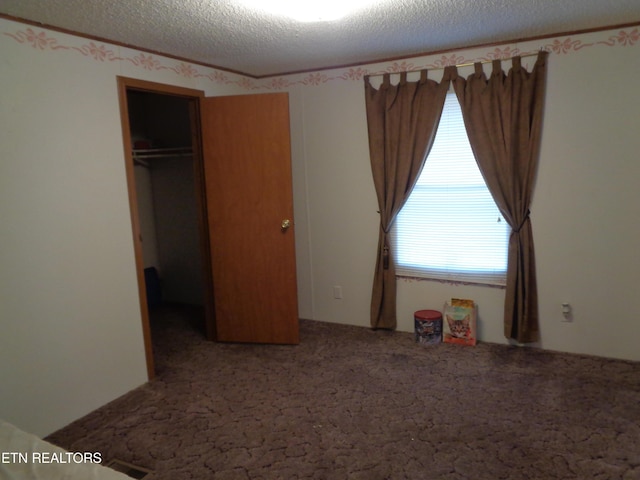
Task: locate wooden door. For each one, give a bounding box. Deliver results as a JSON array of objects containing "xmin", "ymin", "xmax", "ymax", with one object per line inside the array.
[{"xmin": 201, "ymin": 93, "xmax": 299, "ymax": 344}]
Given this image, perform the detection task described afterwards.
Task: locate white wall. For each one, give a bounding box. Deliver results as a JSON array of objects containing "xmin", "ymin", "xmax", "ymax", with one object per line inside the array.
[
  {"xmin": 150, "ymin": 157, "xmax": 203, "ymax": 305},
  {"xmin": 288, "ymin": 80, "xmax": 379, "ymax": 324},
  {"xmin": 533, "ymin": 42, "xmax": 640, "ymax": 358},
  {"xmin": 282, "ymin": 28, "xmax": 640, "ymax": 361},
  {"xmin": 0, "ymin": 18, "xmax": 247, "ymax": 436},
  {"xmin": 1, "ymin": 16, "xmax": 639, "ymax": 438}
]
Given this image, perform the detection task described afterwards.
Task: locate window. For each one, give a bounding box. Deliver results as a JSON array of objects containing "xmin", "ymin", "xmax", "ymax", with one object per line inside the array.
[{"xmin": 392, "ymin": 92, "xmax": 509, "ymax": 286}]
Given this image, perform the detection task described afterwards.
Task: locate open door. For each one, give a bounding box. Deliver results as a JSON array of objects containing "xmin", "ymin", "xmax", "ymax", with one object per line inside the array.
[{"xmin": 201, "ymin": 93, "xmax": 299, "ymax": 344}]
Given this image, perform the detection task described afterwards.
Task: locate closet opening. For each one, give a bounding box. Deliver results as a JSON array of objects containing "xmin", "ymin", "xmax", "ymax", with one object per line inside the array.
[{"xmin": 118, "ymin": 78, "xmax": 215, "ymax": 379}]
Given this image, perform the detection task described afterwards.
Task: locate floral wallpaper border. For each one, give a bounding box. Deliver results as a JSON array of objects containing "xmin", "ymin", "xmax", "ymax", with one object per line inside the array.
[{"xmin": 3, "ymin": 20, "xmax": 639, "ymax": 91}]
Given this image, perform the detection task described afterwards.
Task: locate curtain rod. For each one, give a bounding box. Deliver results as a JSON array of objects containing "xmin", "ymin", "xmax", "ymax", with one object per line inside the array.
[{"xmin": 364, "ymin": 51, "xmax": 545, "ymax": 79}]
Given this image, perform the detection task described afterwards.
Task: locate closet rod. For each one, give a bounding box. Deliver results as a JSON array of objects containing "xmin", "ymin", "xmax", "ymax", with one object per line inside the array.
[
  {"xmin": 132, "ymin": 146, "xmax": 193, "ymax": 160},
  {"xmin": 133, "ymin": 147, "xmax": 192, "ymax": 153},
  {"xmin": 133, "ymin": 152, "xmax": 193, "ymax": 160}
]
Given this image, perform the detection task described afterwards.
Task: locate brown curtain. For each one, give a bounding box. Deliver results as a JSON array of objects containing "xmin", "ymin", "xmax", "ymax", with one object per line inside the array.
[
  {"xmin": 364, "ymin": 70, "xmax": 450, "ymax": 329},
  {"xmin": 452, "ymin": 52, "xmax": 548, "ymax": 343}
]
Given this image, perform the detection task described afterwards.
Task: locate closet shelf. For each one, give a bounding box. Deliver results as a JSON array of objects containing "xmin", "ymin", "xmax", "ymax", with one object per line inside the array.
[{"xmin": 132, "ymin": 146, "xmax": 193, "ymax": 160}]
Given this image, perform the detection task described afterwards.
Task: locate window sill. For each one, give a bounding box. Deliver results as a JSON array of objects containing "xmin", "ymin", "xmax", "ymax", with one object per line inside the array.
[{"xmin": 397, "ymin": 274, "xmax": 506, "ymax": 289}]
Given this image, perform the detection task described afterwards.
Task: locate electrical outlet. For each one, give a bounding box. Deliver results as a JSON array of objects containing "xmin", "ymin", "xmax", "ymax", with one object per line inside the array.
[
  {"xmin": 561, "ymin": 303, "xmax": 573, "ymax": 322},
  {"xmin": 333, "ymin": 286, "xmax": 343, "ymax": 299}
]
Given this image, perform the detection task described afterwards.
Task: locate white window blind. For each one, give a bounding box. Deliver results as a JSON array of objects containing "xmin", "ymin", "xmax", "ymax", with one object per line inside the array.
[{"xmin": 392, "ymin": 92, "xmax": 509, "ymax": 286}]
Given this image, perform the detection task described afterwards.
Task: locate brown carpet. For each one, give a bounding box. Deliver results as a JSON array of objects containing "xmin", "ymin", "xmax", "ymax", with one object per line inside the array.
[{"xmin": 47, "ymin": 304, "xmax": 640, "ymax": 479}]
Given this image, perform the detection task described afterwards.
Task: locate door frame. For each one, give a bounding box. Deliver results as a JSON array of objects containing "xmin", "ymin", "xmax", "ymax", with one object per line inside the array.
[{"xmin": 117, "ymin": 77, "xmax": 215, "ymax": 379}]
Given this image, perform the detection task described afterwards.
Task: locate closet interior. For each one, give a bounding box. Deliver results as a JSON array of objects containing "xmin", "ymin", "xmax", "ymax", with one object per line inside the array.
[{"xmin": 127, "ymin": 90, "xmax": 205, "ymax": 318}]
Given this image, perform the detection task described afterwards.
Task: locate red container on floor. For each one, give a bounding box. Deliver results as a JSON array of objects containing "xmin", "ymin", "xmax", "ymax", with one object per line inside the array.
[{"xmin": 414, "ymin": 309, "xmax": 443, "ymax": 345}]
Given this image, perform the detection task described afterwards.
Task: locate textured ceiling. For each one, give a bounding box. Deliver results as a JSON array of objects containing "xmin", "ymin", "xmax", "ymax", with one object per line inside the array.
[{"xmin": 1, "ymin": 0, "xmax": 639, "ymax": 77}]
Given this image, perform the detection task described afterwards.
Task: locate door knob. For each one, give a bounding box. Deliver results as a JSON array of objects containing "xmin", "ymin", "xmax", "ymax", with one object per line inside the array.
[{"xmin": 281, "ymin": 219, "xmax": 291, "ymax": 230}]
